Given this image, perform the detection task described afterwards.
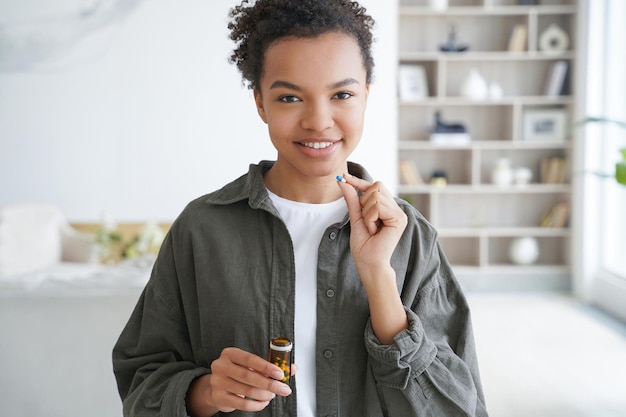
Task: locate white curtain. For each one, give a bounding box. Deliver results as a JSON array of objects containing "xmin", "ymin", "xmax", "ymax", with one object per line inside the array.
[{"xmin": 579, "ymin": 0, "xmax": 626, "ymax": 321}]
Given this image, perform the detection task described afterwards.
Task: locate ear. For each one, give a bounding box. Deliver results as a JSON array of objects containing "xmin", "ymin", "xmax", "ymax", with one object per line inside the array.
[{"xmin": 254, "ymin": 89, "xmax": 268, "ymax": 124}]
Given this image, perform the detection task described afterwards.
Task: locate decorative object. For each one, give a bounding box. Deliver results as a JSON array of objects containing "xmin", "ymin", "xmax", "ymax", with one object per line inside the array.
[
  {"xmin": 440, "ymin": 23, "xmax": 469, "ymax": 52},
  {"xmin": 433, "ymin": 111, "xmax": 467, "ymax": 134},
  {"xmin": 430, "ymin": 111, "xmax": 471, "ymax": 145},
  {"xmin": 518, "ymin": 0, "xmax": 539, "ymax": 4},
  {"xmin": 94, "ymin": 217, "xmax": 166, "ymax": 263},
  {"xmin": 430, "ymin": 170, "xmax": 448, "ymax": 187},
  {"xmin": 429, "ymin": 0, "xmax": 448, "ymax": 11},
  {"xmin": 489, "ymin": 81, "xmax": 504, "ymax": 99},
  {"xmin": 522, "ymin": 109, "xmax": 566, "ymax": 141},
  {"xmin": 544, "ymin": 60, "xmax": 570, "ymax": 96},
  {"xmin": 398, "ymin": 65, "xmax": 428, "ymax": 102},
  {"xmin": 460, "ymin": 68, "xmax": 489, "ymax": 100},
  {"xmin": 123, "ymin": 221, "xmax": 165, "ymax": 259},
  {"xmin": 539, "ymin": 23, "xmax": 570, "ymax": 54},
  {"xmin": 509, "ymin": 237, "xmax": 540, "ymax": 265},
  {"xmin": 95, "ymin": 214, "xmax": 122, "ymax": 264},
  {"xmin": 491, "ymin": 158, "xmax": 514, "ymax": 187},
  {"xmin": 514, "ymin": 166, "xmax": 533, "ymax": 186}
]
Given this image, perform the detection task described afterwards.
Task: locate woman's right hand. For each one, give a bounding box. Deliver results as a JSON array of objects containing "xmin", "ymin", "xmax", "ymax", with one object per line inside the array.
[{"xmin": 186, "ymin": 347, "xmax": 293, "ymax": 416}]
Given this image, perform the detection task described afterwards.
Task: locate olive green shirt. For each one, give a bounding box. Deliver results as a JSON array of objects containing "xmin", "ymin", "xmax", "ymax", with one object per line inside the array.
[{"xmin": 113, "ymin": 161, "xmax": 488, "ymax": 417}]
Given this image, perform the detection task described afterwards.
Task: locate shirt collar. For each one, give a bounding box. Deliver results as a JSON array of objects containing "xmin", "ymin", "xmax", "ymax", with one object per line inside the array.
[{"xmin": 204, "ymin": 160, "xmax": 372, "ymax": 213}]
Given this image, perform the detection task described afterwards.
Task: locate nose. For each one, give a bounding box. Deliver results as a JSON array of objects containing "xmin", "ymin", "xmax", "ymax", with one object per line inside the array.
[{"xmin": 301, "ymin": 100, "xmax": 334, "ymax": 132}]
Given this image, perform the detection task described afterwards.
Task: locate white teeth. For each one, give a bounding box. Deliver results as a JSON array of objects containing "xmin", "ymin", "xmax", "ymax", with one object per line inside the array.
[{"xmin": 302, "ymin": 142, "xmax": 333, "ymax": 149}]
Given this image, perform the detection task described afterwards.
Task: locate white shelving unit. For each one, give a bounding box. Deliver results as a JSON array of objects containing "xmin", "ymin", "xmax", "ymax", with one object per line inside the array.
[{"xmin": 397, "ymin": 0, "xmax": 579, "ymax": 290}]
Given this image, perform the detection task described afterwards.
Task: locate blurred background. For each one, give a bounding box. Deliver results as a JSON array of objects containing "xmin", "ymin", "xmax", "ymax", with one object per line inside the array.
[{"xmin": 0, "ymin": 0, "xmax": 624, "ymax": 416}]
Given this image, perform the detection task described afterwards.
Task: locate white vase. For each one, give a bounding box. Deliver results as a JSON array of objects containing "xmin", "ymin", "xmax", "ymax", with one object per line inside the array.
[
  {"xmin": 488, "ymin": 81, "xmax": 504, "ymax": 99},
  {"xmin": 461, "ymin": 68, "xmax": 488, "ymax": 100},
  {"xmin": 509, "ymin": 237, "xmax": 540, "ymax": 265},
  {"xmin": 514, "ymin": 166, "xmax": 533, "ymax": 186},
  {"xmin": 539, "ymin": 23, "xmax": 570, "ymax": 54},
  {"xmin": 491, "ymin": 158, "xmax": 514, "ymax": 187},
  {"xmin": 429, "ymin": 0, "xmax": 448, "ymax": 11}
]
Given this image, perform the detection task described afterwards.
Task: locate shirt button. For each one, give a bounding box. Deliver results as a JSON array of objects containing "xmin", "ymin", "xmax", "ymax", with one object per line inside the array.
[
  {"xmin": 328, "ymin": 230, "xmax": 337, "ymax": 240},
  {"xmin": 323, "ymin": 350, "xmax": 333, "ymax": 359},
  {"xmin": 325, "ymin": 288, "xmax": 335, "ymax": 298}
]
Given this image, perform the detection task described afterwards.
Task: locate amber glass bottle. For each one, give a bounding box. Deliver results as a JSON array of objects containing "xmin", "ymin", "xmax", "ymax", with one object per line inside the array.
[{"xmin": 269, "ymin": 337, "xmax": 292, "ymax": 384}]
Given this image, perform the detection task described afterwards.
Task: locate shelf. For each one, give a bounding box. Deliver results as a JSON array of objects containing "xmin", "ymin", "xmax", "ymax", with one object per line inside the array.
[
  {"xmin": 400, "ymin": 5, "xmax": 577, "ymax": 16},
  {"xmin": 453, "ymin": 264, "xmax": 571, "ymax": 274},
  {"xmin": 399, "ymin": 51, "xmax": 576, "ymax": 61},
  {"xmin": 396, "ymin": 1, "xmax": 578, "ymax": 285},
  {"xmin": 437, "ymin": 227, "xmax": 570, "ymax": 237},
  {"xmin": 398, "ymin": 96, "xmax": 574, "ymax": 106},
  {"xmin": 399, "ymin": 140, "xmax": 570, "ymax": 150},
  {"xmin": 398, "ymin": 184, "xmax": 571, "ymax": 194}
]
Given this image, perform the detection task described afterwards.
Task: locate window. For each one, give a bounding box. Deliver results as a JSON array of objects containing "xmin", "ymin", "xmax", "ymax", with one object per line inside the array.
[
  {"xmin": 599, "ymin": 0, "xmax": 626, "ymax": 278},
  {"xmin": 582, "ymin": 0, "xmax": 626, "ymax": 322}
]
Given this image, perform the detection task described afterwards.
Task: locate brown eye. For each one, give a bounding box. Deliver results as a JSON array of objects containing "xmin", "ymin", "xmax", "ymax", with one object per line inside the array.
[
  {"xmin": 279, "ymin": 95, "xmax": 301, "ymax": 103},
  {"xmin": 333, "ymin": 91, "xmax": 353, "ymax": 100}
]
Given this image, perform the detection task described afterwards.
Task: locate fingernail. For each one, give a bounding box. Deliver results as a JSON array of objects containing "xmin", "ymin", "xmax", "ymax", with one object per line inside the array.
[
  {"xmin": 336, "ymin": 175, "xmax": 347, "ymax": 183},
  {"xmin": 279, "ymin": 384, "xmax": 292, "ymax": 396},
  {"xmin": 272, "ymin": 370, "xmax": 284, "ymax": 380}
]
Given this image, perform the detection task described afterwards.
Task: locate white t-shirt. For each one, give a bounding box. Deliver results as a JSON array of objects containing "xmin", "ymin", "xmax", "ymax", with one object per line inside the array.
[{"xmin": 267, "ymin": 190, "xmax": 347, "ymax": 417}]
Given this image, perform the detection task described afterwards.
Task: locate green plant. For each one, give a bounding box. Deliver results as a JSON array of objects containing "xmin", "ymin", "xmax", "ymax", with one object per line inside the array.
[
  {"xmin": 95, "ymin": 227, "xmax": 122, "ymax": 263},
  {"xmin": 618, "ymin": 148, "xmax": 626, "ymax": 185},
  {"xmin": 575, "ymin": 116, "xmax": 626, "ymax": 186}
]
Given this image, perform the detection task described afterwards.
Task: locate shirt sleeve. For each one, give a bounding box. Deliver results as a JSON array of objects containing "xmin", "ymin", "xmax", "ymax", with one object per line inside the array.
[
  {"xmin": 364, "ymin": 238, "xmax": 489, "ymax": 417},
  {"xmin": 112, "ymin": 232, "xmax": 211, "ymax": 417}
]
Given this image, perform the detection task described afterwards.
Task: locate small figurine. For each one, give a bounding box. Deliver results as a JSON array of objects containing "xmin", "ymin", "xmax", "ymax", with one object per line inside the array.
[
  {"xmin": 433, "ymin": 111, "xmax": 467, "ymax": 134},
  {"xmin": 430, "ymin": 112, "xmax": 471, "ymax": 145},
  {"xmin": 430, "ymin": 170, "xmax": 448, "ymax": 187},
  {"xmin": 440, "ymin": 23, "xmax": 469, "ymax": 53}
]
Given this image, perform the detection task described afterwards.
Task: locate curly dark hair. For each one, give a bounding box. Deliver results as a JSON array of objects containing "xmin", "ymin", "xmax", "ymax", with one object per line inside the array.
[{"xmin": 228, "ymin": 0, "xmax": 376, "ymax": 91}]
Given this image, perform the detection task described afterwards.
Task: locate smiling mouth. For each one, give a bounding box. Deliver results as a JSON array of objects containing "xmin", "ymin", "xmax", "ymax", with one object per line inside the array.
[{"xmin": 299, "ymin": 141, "xmax": 335, "ymax": 149}]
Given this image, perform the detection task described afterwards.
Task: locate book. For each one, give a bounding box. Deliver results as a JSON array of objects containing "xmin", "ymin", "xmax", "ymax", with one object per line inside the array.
[
  {"xmin": 399, "ymin": 160, "xmax": 424, "ymax": 185},
  {"xmin": 540, "ymin": 156, "xmax": 568, "ymax": 184},
  {"xmin": 544, "ymin": 61, "xmax": 569, "ymax": 96},
  {"xmin": 507, "ymin": 24, "xmax": 528, "ymax": 52},
  {"xmin": 555, "ymin": 158, "xmax": 568, "ymax": 183},
  {"xmin": 540, "ymin": 201, "xmax": 570, "ymax": 228}
]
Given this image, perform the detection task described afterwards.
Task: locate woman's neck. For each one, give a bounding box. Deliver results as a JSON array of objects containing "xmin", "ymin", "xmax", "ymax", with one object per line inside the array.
[{"xmin": 263, "ymin": 164, "xmax": 345, "ymax": 204}]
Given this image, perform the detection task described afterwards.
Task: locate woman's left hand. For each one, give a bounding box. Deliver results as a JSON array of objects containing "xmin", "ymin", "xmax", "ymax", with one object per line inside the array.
[
  {"xmin": 337, "ymin": 173, "xmax": 408, "ymax": 278},
  {"xmin": 337, "ymin": 173, "xmax": 410, "ymax": 344}
]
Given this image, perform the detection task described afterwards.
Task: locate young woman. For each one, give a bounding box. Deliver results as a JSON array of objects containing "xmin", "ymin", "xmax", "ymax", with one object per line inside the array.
[{"xmin": 113, "ymin": 1, "xmax": 488, "ymax": 416}]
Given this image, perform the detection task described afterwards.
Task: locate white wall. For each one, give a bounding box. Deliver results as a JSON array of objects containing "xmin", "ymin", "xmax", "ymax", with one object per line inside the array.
[{"xmin": 0, "ymin": 0, "xmax": 398, "ymax": 222}]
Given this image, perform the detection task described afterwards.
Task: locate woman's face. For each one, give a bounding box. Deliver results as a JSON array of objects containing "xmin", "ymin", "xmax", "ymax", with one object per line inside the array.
[{"xmin": 254, "ymin": 31, "xmax": 369, "ymax": 182}]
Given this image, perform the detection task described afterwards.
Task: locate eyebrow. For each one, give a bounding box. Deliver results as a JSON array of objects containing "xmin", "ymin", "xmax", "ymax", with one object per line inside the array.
[{"xmin": 269, "ymin": 78, "xmax": 360, "ymax": 91}]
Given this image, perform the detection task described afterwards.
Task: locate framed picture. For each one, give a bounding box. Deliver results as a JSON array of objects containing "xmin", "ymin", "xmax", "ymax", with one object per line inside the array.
[
  {"xmin": 522, "ymin": 109, "xmax": 567, "ymax": 141},
  {"xmin": 398, "ymin": 65, "xmax": 428, "ymax": 102}
]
